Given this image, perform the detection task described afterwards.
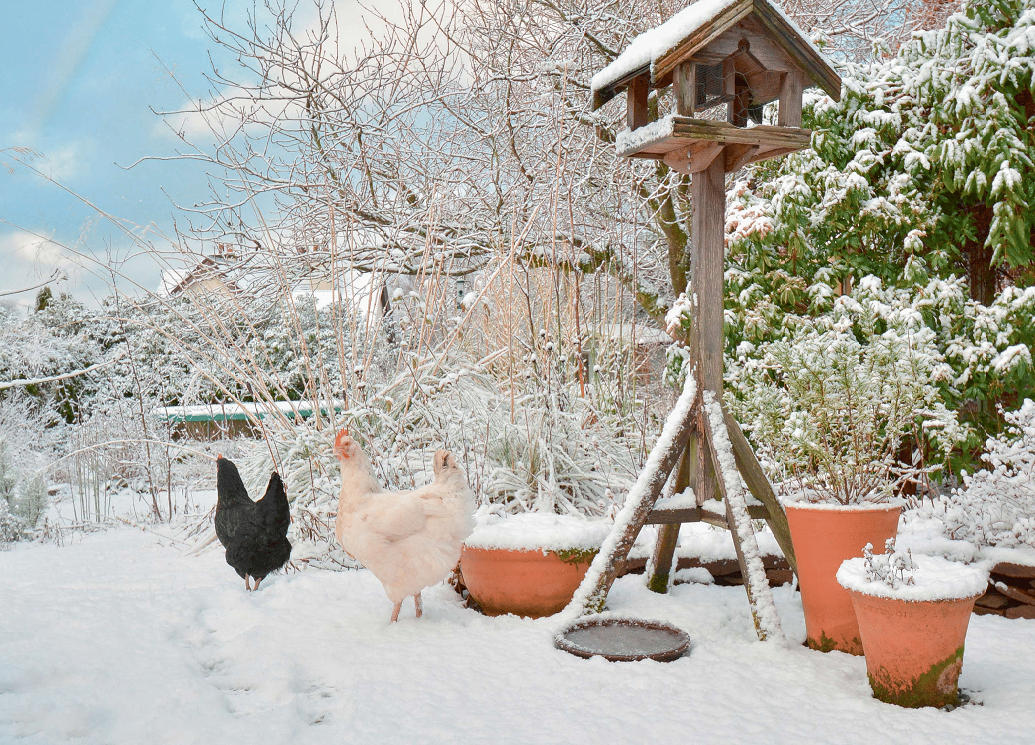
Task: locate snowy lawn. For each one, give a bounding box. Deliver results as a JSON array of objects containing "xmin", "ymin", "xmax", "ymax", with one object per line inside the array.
[{"xmin": 2, "ymin": 527, "xmax": 1034, "ymax": 744}]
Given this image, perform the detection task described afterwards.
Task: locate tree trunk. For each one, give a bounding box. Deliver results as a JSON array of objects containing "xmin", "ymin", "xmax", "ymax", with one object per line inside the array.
[{"xmin": 963, "ymin": 204, "xmax": 996, "ymax": 305}]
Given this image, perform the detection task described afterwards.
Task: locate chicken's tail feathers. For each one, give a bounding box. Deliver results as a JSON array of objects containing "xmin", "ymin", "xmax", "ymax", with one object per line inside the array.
[
  {"xmin": 258, "ymin": 471, "xmax": 291, "ymax": 535},
  {"xmin": 432, "ymin": 449, "xmax": 459, "ymax": 478}
]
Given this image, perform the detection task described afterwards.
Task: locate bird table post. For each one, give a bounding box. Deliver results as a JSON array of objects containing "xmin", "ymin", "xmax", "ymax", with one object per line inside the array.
[{"xmin": 578, "ymin": 0, "xmax": 841, "ymax": 639}]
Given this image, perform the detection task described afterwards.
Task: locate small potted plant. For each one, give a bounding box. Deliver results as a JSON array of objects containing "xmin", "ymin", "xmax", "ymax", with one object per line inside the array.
[
  {"xmin": 727, "ymin": 313, "xmax": 964, "ymax": 653},
  {"xmin": 461, "ymin": 507, "xmax": 611, "ymax": 618},
  {"xmin": 837, "ymin": 539, "xmax": 988, "ymax": 708},
  {"xmin": 458, "ymin": 400, "xmax": 635, "ymax": 618}
]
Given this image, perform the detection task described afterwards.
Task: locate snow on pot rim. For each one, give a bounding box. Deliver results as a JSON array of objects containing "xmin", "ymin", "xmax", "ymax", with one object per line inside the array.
[
  {"xmin": 464, "ymin": 508, "xmax": 612, "ymax": 553},
  {"xmin": 781, "ymin": 495, "xmax": 907, "ymax": 512},
  {"xmin": 837, "ymin": 554, "xmax": 989, "ymax": 602}
]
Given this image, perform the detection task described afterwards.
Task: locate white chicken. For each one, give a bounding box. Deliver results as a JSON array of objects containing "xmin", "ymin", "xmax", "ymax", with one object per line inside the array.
[{"xmin": 333, "ymin": 430, "xmax": 475, "ymax": 622}]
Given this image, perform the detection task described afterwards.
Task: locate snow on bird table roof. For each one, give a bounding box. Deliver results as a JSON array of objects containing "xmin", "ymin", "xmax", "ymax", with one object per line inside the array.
[
  {"xmin": 591, "ymin": 0, "xmax": 839, "ymax": 101},
  {"xmin": 592, "ymin": 0, "xmax": 741, "ymax": 93}
]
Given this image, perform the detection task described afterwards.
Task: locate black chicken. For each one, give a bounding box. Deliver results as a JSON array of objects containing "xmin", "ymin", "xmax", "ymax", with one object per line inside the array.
[{"xmin": 215, "ymin": 456, "xmax": 292, "ymax": 591}]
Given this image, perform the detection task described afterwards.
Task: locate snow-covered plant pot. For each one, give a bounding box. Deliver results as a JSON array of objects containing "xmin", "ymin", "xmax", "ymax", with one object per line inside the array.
[
  {"xmin": 837, "ymin": 546, "xmax": 988, "ymax": 708},
  {"xmin": 785, "ymin": 501, "xmax": 902, "ymax": 654},
  {"xmin": 460, "ymin": 511, "xmax": 610, "ymax": 618}
]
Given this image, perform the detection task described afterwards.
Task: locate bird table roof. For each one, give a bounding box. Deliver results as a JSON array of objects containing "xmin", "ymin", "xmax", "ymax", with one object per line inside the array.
[{"xmin": 591, "ymin": 0, "xmax": 840, "ymax": 109}]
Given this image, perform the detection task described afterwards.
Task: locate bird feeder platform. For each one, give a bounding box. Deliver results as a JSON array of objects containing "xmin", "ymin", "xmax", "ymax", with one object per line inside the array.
[{"xmin": 617, "ymin": 115, "xmax": 812, "ymax": 173}]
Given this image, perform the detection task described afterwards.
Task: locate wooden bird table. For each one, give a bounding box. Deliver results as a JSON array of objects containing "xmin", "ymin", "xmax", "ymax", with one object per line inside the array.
[{"xmin": 568, "ymin": 0, "xmax": 841, "ymax": 641}]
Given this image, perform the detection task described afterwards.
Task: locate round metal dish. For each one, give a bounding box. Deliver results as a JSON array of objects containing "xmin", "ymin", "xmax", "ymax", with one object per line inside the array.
[{"xmin": 555, "ymin": 617, "xmax": 691, "ymax": 662}]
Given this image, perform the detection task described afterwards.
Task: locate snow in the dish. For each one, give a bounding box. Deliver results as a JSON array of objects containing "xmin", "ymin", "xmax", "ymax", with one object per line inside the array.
[
  {"xmin": 703, "ymin": 389, "xmax": 783, "ymax": 642},
  {"xmin": 615, "ymin": 116, "xmax": 676, "ymax": 152},
  {"xmin": 4, "ymin": 524, "xmax": 1035, "ymax": 745},
  {"xmin": 564, "ymin": 371, "xmax": 697, "ymax": 620},
  {"xmin": 837, "ymin": 553, "xmax": 989, "ymax": 601},
  {"xmin": 465, "ymin": 508, "xmax": 612, "ymax": 552},
  {"xmin": 591, "ymin": 0, "xmax": 741, "ymax": 92}
]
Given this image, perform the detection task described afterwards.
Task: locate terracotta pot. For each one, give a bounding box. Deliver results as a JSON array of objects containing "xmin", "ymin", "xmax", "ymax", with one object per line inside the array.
[
  {"xmin": 785, "ymin": 502, "xmax": 901, "ymax": 654},
  {"xmin": 460, "ymin": 545, "xmax": 596, "ymax": 618},
  {"xmin": 844, "ymin": 588, "xmax": 980, "ymax": 708}
]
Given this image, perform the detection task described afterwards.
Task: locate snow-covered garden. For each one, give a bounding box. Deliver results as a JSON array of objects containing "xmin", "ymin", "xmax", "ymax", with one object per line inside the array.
[{"xmin": 3, "ymin": 0, "xmax": 1035, "ymax": 741}]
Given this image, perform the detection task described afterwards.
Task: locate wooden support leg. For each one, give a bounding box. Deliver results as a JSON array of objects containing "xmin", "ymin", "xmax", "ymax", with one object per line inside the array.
[
  {"xmin": 647, "ymin": 524, "xmax": 681, "ymax": 593},
  {"xmin": 723, "ymin": 406, "xmax": 797, "ymax": 575},
  {"xmin": 647, "ymin": 444, "xmax": 692, "ymax": 593}
]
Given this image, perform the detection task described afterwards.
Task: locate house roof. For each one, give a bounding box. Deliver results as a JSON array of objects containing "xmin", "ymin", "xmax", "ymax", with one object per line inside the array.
[{"xmin": 592, "ymin": 0, "xmax": 840, "ymax": 109}]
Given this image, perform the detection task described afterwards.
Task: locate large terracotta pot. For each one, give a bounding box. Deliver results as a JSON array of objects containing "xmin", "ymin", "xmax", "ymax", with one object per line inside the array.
[
  {"xmin": 785, "ymin": 502, "xmax": 901, "ymax": 654},
  {"xmin": 843, "ymin": 588, "xmax": 981, "ymax": 708},
  {"xmin": 460, "ymin": 545, "xmax": 596, "ymax": 618}
]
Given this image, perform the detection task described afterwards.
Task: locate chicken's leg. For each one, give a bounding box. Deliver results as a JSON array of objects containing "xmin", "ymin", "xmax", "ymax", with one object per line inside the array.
[
  {"xmin": 245, "ymin": 575, "xmax": 252, "ymax": 591},
  {"xmin": 390, "ymin": 601, "xmax": 403, "ymax": 623},
  {"xmin": 252, "ymin": 577, "xmax": 263, "ymax": 591},
  {"xmin": 413, "ymin": 592, "xmax": 423, "ymax": 618}
]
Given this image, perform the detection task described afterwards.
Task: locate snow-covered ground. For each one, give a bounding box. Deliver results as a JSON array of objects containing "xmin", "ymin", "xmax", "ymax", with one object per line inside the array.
[{"xmin": 3, "ymin": 526, "xmax": 1034, "ymax": 744}]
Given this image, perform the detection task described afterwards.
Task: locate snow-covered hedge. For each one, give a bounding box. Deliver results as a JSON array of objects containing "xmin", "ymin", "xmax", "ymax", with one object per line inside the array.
[
  {"xmin": 726, "ymin": 276, "xmax": 965, "ymax": 504},
  {"xmin": 922, "ymin": 400, "xmax": 1035, "ymax": 550}
]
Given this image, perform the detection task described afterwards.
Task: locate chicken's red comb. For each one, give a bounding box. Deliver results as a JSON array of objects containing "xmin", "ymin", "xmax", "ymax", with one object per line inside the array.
[
  {"xmin": 217, "ymin": 453, "xmax": 224, "ymax": 460},
  {"xmin": 334, "ymin": 429, "xmax": 351, "ymax": 456}
]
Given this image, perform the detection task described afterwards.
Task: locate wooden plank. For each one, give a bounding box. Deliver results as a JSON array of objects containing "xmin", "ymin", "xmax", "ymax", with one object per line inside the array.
[
  {"xmin": 593, "ymin": 63, "xmax": 651, "ymax": 110},
  {"xmin": 646, "ymin": 507, "xmax": 702, "ymax": 525},
  {"xmin": 663, "ymin": 141, "xmax": 724, "ymax": 175},
  {"xmin": 616, "ymin": 117, "xmax": 811, "ymax": 159},
  {"xmin": 627, "ymin": 75, "xmax": 650, "ymax": 131},
  {"xmin": 670, "ymin": 118, "xmax": 810, "ymax": 148},
  {"xmin": 700, "ymin": 498, "xmax": 769, "ymax": 521},
  {"xmin": 647, "ymin": 446, "xmax": 692, "ymax": 592},
  {"xmin": 743, "ymin": 144, "xmax": 803, "ymax": 165},
  {"xmin": 646, "ymin": 523, "xmax": 681, "ymax": 593},
  {"xmin": 691, "ymin": 154, "xmax": 725, "ymax": 395},
  {"xmin": 725, "ymin": 142, "xmax": 760, "ymax": 172},
  {"xmin": 653, "ymin": 0, "xmax": 753, "ymax": 82},
  {"xmin": 702, "ymin": 511, "xmax": 731, "ymax": 530},
  {"xmin": 690, "ymin": 423, "xmax": 718, "ymax": 505},
  {"xmin": 674, "ymin": 61, "xmax": 696, "ymax": 117},
  {"xmin": 722, "ymin": 406, "xmax": 797, "ymax": 574},
  {"xmin": 778, "ymin": 68, "xmax": 804, "ymax": 127},
  {"xmin": 751, "ymin": 1, "xmax": 841, "ymax": 101}
]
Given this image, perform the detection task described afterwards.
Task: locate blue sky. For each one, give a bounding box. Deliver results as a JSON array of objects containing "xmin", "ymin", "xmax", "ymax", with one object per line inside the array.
[{"xmin": 0, "ymin": 1, "xmax": 248, "ymax": 307}]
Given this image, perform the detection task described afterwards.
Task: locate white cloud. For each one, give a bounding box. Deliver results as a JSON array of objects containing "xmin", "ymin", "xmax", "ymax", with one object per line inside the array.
[
  {"xmin": 153, "ymin": 0, "xmax": 424, "ymax": 146},
  {"xmin": 0, "ymin": 230, "xmax": 73, "ymax": 308}
]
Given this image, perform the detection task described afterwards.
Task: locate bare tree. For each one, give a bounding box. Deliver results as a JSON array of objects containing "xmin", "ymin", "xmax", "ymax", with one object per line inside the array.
[{"xmin": 147, "ymin": 0, "xmax": 943, "ymax": 338}]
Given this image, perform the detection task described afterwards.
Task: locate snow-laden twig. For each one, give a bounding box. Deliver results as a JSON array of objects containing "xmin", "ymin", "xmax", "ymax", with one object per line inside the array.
[{"xmin": 0, "ymin": 352, "xmax": 124, "ymax": 392}]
